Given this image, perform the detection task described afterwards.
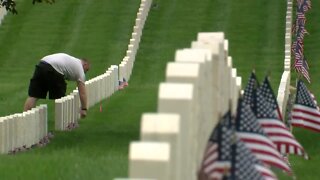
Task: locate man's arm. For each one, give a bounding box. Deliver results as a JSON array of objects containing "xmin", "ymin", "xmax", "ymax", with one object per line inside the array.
[{"xmin": 77, "ymin": 80, "xmax": 88, "ymax": 118}]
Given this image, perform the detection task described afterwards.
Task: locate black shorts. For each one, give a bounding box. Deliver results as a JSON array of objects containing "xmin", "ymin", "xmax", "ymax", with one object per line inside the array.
[{"xmin": 28, "ymin": 61, "xmax": 66, "ymax": 99}]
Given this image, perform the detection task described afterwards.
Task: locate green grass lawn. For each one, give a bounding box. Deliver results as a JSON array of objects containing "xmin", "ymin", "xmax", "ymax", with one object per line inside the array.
[{"xmin": 0, "ymin": 0, "xmax": 319, "ymax": 179}]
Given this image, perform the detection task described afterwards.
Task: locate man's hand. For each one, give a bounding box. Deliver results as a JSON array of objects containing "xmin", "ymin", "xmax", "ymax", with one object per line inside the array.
[
  {"xmin": 80, "ymin": 109, "xmax": 87, "ymax": 118},
  {"xmin": 77, "ymin": 81, "xmax": 88, "ymax": 118}
]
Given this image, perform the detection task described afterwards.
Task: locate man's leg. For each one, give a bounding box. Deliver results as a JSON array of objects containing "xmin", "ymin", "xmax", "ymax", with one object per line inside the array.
[
  {"xmin": 24, "ymin": 62, "xmax": 47, "ymax": 111},
  {"xmin": 24, "ymin": 97, "xmax": 38, "ymax": 111}
]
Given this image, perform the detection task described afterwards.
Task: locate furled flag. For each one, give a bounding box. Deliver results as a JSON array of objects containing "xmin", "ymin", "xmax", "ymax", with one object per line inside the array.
[
  {"xmin": 230, "ymin": 133, "xmax": 277, "ymax": 180},
  {"xmin": 291, "ymin": 37, "xmax": 303, "ymax": 56},
  {"xmin": 293, "ymin": 37, "xmax": 310, "ymax": 83},
  {"xmin": 199, "ymin": 111, "xmax": 276, "ymax": 180},
  {"xmin": 296, "ymin": 12, "xmax": 306, "ymax": 26},
  {"xmin": 243, "ymin": 71, "xmax": 259, "ymax": 108},
  {"xmin": 297, "ymin": 0, "xmax": 312, "ymax": 13},
  {"xmin": 293, "ymin": 0, "xmax": 311, "ymax": 83},
  {"xmin": 259, "ymin": 76, "xmax": 283, "ymax": 121},
  {"xmin": 291, "ymin": 80, "xmax": 320, "ymax": 132},
  {"xmin": 296, "ymin": 25, "xmax": 308, "ymax": 41},
  {"xmin": 199, "ymin": 112, "xmax": 232, "ymax": 180},
  {"xmin": 235, "ymin": 99, "xmax": 291, "ymax": 173},
  {"xmin": 253, "ymin": 88, "xmax": 308, "ymax": 158},
  {"xmin": 301, "ymin": 58, "xmax": 310, "ymax": 83}
]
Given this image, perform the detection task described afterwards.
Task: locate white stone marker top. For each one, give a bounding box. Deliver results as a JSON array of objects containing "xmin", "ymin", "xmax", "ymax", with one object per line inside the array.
[
  {"xmin": 191, "ymin": 41, "xmax": 221, "ymax": 55},
  {"xmin": 197, "ymin": 32, "xmax": 225, "ymax": 42},
  {"xmin": 175, "ymin": 49, "xmax": 211, "ymax": 63},
  {"xmin": 141, "ymin": 113, "xmax": 180, "ymax": 133},
  {"xmin": 227, "ymin": 56, "xmax": 232, "ymax": 67},
  {"xmin": 130, "ymin": 142, "xmax": 170, "ymax": 161},
  {"xmin": 232, "ymin": 68, "xmax": 237, "ymax": 77},
  {"xmin": 158, "ymin": 83, "xmax": 193, "ymax": 100},
  {"xmin": 224, "ymin": 39, "xmax": 229, "ymax": 50},
  {"xmin": 166, "ymin": 62, "xmax": 200, "ymax": 78}
]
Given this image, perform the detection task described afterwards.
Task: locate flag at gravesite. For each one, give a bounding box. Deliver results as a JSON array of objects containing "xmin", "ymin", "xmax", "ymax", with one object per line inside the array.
[
  {"xmin": 230, "ymin": 132, "xmax": 277, "ymax": 180},
  {"xmin": 293, "ymin": 41, "xmax": 310, "ymax": 83},
  {"xmin": 199, "ymin": 111, "xmax": 277, "ymax": 180},
  {"xmin": 259, "ymin": 76, "xmax": 283, "ymax": 121},
  {"xmin": 291, "ymin": 80, "xmax": 320, "ymax": 132},
  {"xmin": 234, "ymin": 99, "xmax": 292, "ymax": 174},
  {"xmin": 253, "ymin": 87, "xmax": 308, "ymax": 158},
  {"xmin": 297, "ymin": 0, "xmax": 311, "ymax": 13},
  {"xmin": 242, "ymin": 72, "xmax": 259, "ymax": 108},
  {"xmin": 292, "ymin": 0, "xmax": 312, "ymax": 82},
  {"xmin": 198, "ymin": 112, "xmax": 232, "ymax": 180}
]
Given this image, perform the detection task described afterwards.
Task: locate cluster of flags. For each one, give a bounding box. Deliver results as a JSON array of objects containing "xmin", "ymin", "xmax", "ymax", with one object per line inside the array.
[
  {"xmin": 197, "ymin": 1, "xmax": 319, "ymax": 178},
  {"xmin": 198, "ymin": 72, "xmax": 315, "ymax": 180},
  {"xmin": 290, "ymin": 0, "xmax": 320, "ymax": 132},
  {"xmin": 292, "ymin": 0, "xmax": 312, "ymax": 82},
  {"xmin": 291, "ymin": 80, "xmax": 320, "ymax": 132}
]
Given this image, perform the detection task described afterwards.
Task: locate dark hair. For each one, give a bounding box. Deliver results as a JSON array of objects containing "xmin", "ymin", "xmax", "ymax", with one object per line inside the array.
[{"xmin": 81, "ymin": 58, "xmax": 91, "ymax": 73}]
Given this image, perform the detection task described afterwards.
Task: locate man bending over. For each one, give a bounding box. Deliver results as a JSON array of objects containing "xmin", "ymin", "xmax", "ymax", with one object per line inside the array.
[{"xmin": 24, "ymin": 53, "xmax": 90, "ymax": 118}]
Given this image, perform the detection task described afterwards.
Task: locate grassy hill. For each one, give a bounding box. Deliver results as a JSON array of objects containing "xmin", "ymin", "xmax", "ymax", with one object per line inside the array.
[{"xmin": 0, "ymin": 0, "xmax": 319, "ymax": 179}]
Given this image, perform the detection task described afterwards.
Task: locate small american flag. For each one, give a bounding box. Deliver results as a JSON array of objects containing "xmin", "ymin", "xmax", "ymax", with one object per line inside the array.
[
  {"xmin": 243, "ymin": 72, "xmax": 259, "ymax": 108},
  {"xmin": 293, "ymin": 42, "xmax": 310, "ymax": 82},
  {"xmin": 200, "ymin": 110, "xmax": 278, "ymax": 180},
  {"xmin": 296, "ymin": 12, "xmax": 306, "ymax": 25},
  {"xmin": 291, "ymin": 80, "xmax": 320, "ymax": 132},
  {"xmin": 230, "ymin": 135, "xmax": 277, "ymax": 180},
  {"xmin": 259, "ymin": 77, "xmax": 283, "ymax": 121},
  {"xmin": 297, "ymin": 0, "xmax": 312, "ymax": 13},
  {"xmin": 253, "ymin": 88, "xmax": 308, "ymax": 158},
  {"xmin": 199, "ymin": 112, "xmax": 232, "ymax": 180},
  {"xmin": 293, "ymin": 0, "xmax": 311, "ymax": 83},
  {"xmin": 296, "ymin": 27, "xmax": 308, "ymax": 41},
  {"xmin": 235, "ymin": 99, "xmax": 291, "ymax": 173}
]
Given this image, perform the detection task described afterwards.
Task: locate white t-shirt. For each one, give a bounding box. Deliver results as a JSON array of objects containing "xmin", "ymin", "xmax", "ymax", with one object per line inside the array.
[{"xmin": 42, "ymin": 53, "xmax": 85, "ymax": 82}]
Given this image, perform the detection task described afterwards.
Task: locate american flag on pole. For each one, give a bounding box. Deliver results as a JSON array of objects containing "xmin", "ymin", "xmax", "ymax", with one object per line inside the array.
[
  {"xmin": 230, "ymin": 134, "xmax": 277, "ymax": 180},
  {"xmin": 235, "ymin": 99, "xmax": 291, "ymax": 173},
  {"xmin": 200, "ymin": 110, "xmax": 277, "ymax": 180},
  {"xmin": 293, "ymin": 0, "xmax": 311, "ymax": 79},
  {"xmin": 293, "ymin": 34, "xmax": 310, "ymax": 83},
  {"xmin": 293, "ymin": 0, "xmax": 311, "ymax": 83},
  {"xmin": 253, "ymin": 88, "xmax": 308, "ymax": 158},
  {"xmin": 199, "ymin": 112, "xmax": 232, "ymax": 180},
  {"xmin": 297, "ymin": 26, "xmax": 309, "ymax": 40},
  {"xmin": 297, "ymin": 0, "xmax": 312, "ymax": 13},
  {"xmin": 259, "ymin": 77, "xmax": 283, "ymax": 121},
  {"xmin": 243, "ymin": 72, "xmax": 259, "ymax": 108},
  {"xmin": 296, "ymin": 12, "xmax": 306, "ymax": 26},
  {"xmin": 291, "ymin": 80, "xmax": 320, "ymax": 132},
  {"xmin": 293, "ymin": 46, "xmax": 310, "ymax": 83}
]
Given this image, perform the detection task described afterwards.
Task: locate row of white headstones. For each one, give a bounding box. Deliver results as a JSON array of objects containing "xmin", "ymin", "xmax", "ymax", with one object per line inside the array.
[
  {"xmin": 0, "ymin": 0, "xmax": 152, "ymax": 154},
  {"xmin": 115, "ymin": 0, "xmax": 294, "ymax": 179},
  {"xmin": 124, "ymin": 32, "xmax": 240, "ymax": 180},
  {"xmin": 277, "ymin": 0, "xmax": 293, "ymax": 119},
  {"xmin": 54, "ymin": 0, "xmax": 152, "ymax": 130},
  {"xmin": 0, "ymin": 7, "xmax": 51, "ymax": 154}
]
